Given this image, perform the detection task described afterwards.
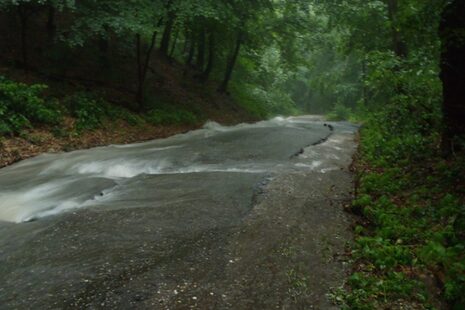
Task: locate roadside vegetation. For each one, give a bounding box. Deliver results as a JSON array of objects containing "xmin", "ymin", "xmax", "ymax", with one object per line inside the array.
[{"xmin": 309, "ymin": 1, "xmax": 465, "ymax": 309}]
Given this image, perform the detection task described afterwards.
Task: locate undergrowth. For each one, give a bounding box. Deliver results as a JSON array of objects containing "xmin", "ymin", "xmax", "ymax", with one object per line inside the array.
[
  {"xmin": 335, "ymin": 52, "xmax": 464, "ymax": 310},
  {"xmin": 0, "ymin": 77, "xmax": 203, "ymax": 138},
  {"xmin": 0, "ymin": 76, "xmax": 62, "ymax": 135},
  {"xmin": 338, "ymin": 117, "xmax": 465, "ymax": 310},
  {"xmin": 326, "ymin": 103, "xmax": 353, "ymax": 121},
  {"xmin": 64, "ymin": 92, "xmax": 144, "ymax": 131}
]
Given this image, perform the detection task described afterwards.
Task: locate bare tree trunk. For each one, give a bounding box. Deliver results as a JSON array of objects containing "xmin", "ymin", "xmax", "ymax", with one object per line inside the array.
[
  {"xmin": 136, "ymin": 31, "xmax": 158, "ymax": 109},
  {"xmin": 186, "ymin": 39, "xmax": 195, "ymax": 66},
  {"xmin": 218, "ymin": 32, "xmax": 242, "ymax": 93},
  {"xmin": 46, "ymin": 5, "xmax": 56, "ymax": 42},
  {"xmin": 440, "ymin": 0, "xmax": 465, "ymax": 155},
  {"xmin": 169, "ymin": 28, "xmax": 179, "ymax": 59},
  {"xmin": 196, "ymin": 27, "xmax": 206, "ymax": 70},
  {"xmin": 136, "ymin": 34, "xmax": 143, "ymax": 106},
  {"xmin": 183, "ymin": 38, "xmax": 195, "ymax": 77},
  {"xmin": 182, "ymin": 31, "xmax": 189, "ymax": 54},
  {"xmin": 361, "ymin": 56, "xmax": 368, "ymax": 105},
  {"xmin": 201, "ymin": 32, "xmax": 215, "ymax": 83},
  {"xmin": 17, "ymin": 6, "xmax": 29, "ymax": 68},
  {"xmin": 160, "ymin": 14, "xmax": 175, "ymax": 56}
]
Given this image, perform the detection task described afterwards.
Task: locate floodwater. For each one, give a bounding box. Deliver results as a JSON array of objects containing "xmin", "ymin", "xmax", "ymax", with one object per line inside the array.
[{"xmin": 0, "ymin": 116, "xmax": 335, "ymax": 223}]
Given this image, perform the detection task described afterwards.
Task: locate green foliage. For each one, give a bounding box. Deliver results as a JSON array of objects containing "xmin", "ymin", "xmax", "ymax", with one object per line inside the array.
[
  {"xmin": 326, "ymin": 103, "xmax": 352, "ymax": 121},
  {"xmin": 229, "ymin": 83, "xmax": 269, "ymax": 119},
  {"xmin": 146, "ymin": 106, "xmax": 198, "ymax": 126},
  {"xmin": 340, "ymin": 272, "xmax": 424, "ymax": 310},
  {"xmin": 311, "ymin": 2, "xmax": 465, "ymax": 307},
  {"xmin": 65, "ymin": 92, "xmax": 144, "ymax": 131},
  {"xmin": 0, "ymin": 76, "xmax": 62, "ymax": 135},
  {"xmin": 64, "ymin": 92, "xmax": 107, "ymax": 131},
  {"xmin": 346, "ymin": 129, "xmax": 465, "ymax": 308}
]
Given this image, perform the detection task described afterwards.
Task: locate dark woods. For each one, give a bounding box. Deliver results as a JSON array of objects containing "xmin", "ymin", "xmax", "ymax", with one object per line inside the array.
[
  {"xmin": 0, "ymin": 0, "xmax": 277, "ymax": 110},
  {"xmin": 440, "ymin": 0, "xmax": 465, "ymax": 155}
]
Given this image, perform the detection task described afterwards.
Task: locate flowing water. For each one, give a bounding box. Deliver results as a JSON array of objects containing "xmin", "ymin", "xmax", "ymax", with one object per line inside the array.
[{"xmin": 0, "ymin": 116, "xmax": 340, "ymax": 223}]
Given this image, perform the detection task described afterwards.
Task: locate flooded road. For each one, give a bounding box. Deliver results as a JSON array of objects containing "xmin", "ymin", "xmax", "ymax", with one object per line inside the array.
[{"xmin": 0, "ymin": 116, "xmax": 358, "ymax": 309}]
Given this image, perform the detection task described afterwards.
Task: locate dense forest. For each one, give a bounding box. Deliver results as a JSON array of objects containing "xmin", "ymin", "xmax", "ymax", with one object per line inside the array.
[{"xmin": 0, "ymin": 0, "xmax": 464, "ymax": 309}]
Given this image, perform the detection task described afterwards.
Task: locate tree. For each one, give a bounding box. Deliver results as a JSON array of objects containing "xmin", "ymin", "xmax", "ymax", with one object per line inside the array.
[
  {"xmin": 66, "ymin": 0, "xmax": 164, "ymax": 109},
  {"xmin": 440, "ymin": 0, "xmax": 465, "ymax": 154}
]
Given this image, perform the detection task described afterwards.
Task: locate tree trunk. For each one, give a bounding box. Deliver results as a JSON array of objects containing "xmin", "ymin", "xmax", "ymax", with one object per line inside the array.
[
  {"xmin": 196, "ymin": 27, "xmax": 206, "ymax": 70},
  {"xmin": 183, "ymin": 38, "xmax": 195, "ymax": 77},
  {"xmin": 361, "ymin": 56, "xmax": 368, "ymax": 105},
  {"xmin": 201, "ymin": 32, "xmax": 215, "ymax": 83},
  {"xmin": 136, "ymin": 31, "xmax": 158, "ymax": 109},
  {"xmin": 182, "ymin": 30, "xmax": 190, "ymax": 54},
  {"xmin": 186, "ymin": 39, "xmax": 195, "ymax": 66},
  {"xmin": 218, "ymin": 32, "xmax": 242, "ymax": 93},
  {"xmin": 386, "ymin": 0, "xmax": 407, "ymax": 58},
  {"xmin": 46, "ymin": 5, "xmax": 56, "ymax": 41},
  {"xmin": 99, "ymin": 37, "xmax": 110, "ymax": 67},
  {"xmin": 440, "ymin": 0, "xmax": 465, "ymax": 155},
  {"xmin": 169, "ymin": 28, "xmax": 179, "ymax": 59},
  {"xmin": 17, "ymin": 6, "xmax": 29, "ymax": 68},
  {"xmin": 136, "ymin": 34, "xmax": 143, "ymax": 106},
  {"xmin": 160, "ymin": 14, "xmax": 175, "ymax": 56}
]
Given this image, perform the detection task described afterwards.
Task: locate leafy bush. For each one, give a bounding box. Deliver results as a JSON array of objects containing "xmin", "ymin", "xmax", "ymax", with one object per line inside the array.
[
  {"xmin": 0, "ymin": 76, "xmax": 62, "ymax": 135},
  {"xmin": 146, "ymin": 107, "xmax": 198, "ymax": 125},
  {"xmin": 231, "ymin": 85, "xmax": 269, "ymax": 118},
  {"xmin": 64, "ymin": 92, "xmax": 107, "ymax": 131},
  {"xmin": 65, "ymin": 92, "xmax": 144, "ymax": 131},
  {"xmin": 326, "ymin": 103, "xmax": 352, "ymax": 121},
  {"xmin": 230, "ymin": 81, "xmax": 298, "ymax": 118}
]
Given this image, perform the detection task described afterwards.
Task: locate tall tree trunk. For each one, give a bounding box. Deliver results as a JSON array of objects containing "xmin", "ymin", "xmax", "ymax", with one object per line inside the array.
[
  {"xmin": 196, "ymin": 27, "xmax": 206, "ymax": 70},
  {"xmin": 201, "ymin": 32, "xmax": 215, "ymax": 83},
  {"xmin": 160, "ymin": 14, "xmax": 175, "ymax": 56},
  {"xmin": 218, "ymin": 32, "xmax": 242, "ymax": 93},
  {"xmin": 136, "ymin": 31, "xmax": 158, "ymax": 110},
  {"xmin": 17, "ymin": 6, "xmax": 29, "ymax": 68},
  {"xmin": 183, "ymin": 38, "xmax": 195, "ymax": 77},
  {"xmin": 169, "ymin": 28, "xmax": 179, "ymax": 59},
  {"xmin": 98, "ymin": 37, "xmax": 110, "ymax": 67},
  {"xmin": 440, "ymin": 0, "xmax": 465, "ymax": 155},
  {"xmin": 186, "ymin": 39, "xmax": 195, "ymax": 66},
  {"xmin": 361, "ymin": 56, "xmax": 368, "ymax": 105},
  {"xmin": 182, "ymin": 29, "xmax": 190, "ymax": 54},
  {"xmin": 136, "ymin": 34, "xmax": 143, "ymax": 106},
  {"xmin": 46, "ymin": 5, "xmax": 56, "ymax": 42},
  {"xmin": 386, "ymin": 0, "xmax": 407, "ymax": 58}
]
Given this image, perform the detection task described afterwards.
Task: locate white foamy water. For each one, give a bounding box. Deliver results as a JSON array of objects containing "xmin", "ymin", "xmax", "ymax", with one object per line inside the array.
[{"xmin": 0, "ymin": 116, "xmax": 355, "ymax": 223}]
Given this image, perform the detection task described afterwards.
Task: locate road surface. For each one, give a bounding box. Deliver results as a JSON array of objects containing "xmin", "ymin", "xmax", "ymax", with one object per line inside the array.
[{"xmin": 0, "ymin": 116, "xmax": 358, "ymax": 309}]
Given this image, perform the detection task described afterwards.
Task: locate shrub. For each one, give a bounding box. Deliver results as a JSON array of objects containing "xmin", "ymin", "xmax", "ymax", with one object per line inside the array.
[
  {"xmin": 64, "ymin": 92, "xmax": 107, "ymax": 131},
  {"xmin": 0, "ymin": 76, "xmax": 62, "ymax": 135},
  {"xmin": 147, "ymin": 107, "xmax": 198, "ymax": 125},
  {"xmin": 326, "ymin": 103, "xmax": 352, "ymax": 121},
  {"xmin": 65, "ymin": 92, "xmax": 144, "ymax": 131}
]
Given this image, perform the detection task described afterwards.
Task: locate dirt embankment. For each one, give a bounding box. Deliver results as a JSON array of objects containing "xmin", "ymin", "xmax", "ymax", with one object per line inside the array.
[
  {"xmin": 0, "ymin": 121, "xmax": 195, "ymax": 169},
  {"xmin": 0, "ymin": 105, "xmax": 255, "ymax": 169}
]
